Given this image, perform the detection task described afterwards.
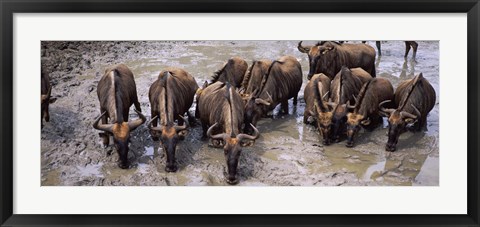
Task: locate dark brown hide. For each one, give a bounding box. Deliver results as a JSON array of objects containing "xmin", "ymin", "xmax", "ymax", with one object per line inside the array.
[
  {"xmin": 241, "ymin": 59, "xmax": 272, "ymax": 96},
  {"xmin": 95, "ymin": 64, "xmax": 144, "ymax": 169},
  {"xmin": 382, "ymin": 73, "xmax": 436, "ymax": 151},
  {"xmin": 211, "ymin": 57, "xmax": 248, "ymax": 88},
  {"xmin": 345, "ymin": 78, "xmax": 394, "ymax": 147},
  {"xmin": 298, "ymin": 41, "xmax": 376, "ymax": 79},
  {"xmin": 148, "ymin": 67, "xmax": 199, "ymax": 172},
  {"xmin": 197, "ymin": 82, "xmax": 259, "ymax": 184},
  {"xmin": 243, "ymin": 56, "xmax": 303, "ymax": 133}
]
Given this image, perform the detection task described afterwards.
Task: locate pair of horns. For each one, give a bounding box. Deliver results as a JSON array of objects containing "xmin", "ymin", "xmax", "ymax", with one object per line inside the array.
[
  {"xmin": 147, "ymin": 115, "xmax": 189, "ymax": 133},
  {"xmin": 379, "ymin": 100, "xmax": 421, "ymax": 119},
  {"xmin": 93, "ymin": 109, "xmax": 146, "ymax": 133},
  {"xmin": 207, "ymin": 122, "xmax": 260, "ymax": 142}
]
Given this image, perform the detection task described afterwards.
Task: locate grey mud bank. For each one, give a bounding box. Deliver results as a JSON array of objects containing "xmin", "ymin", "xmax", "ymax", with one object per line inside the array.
[{"xmin": 41, "ymin": 41, "xmax": 439, "ymax": 186}]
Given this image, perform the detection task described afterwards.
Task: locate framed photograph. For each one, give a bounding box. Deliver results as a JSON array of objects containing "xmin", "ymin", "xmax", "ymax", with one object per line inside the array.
[{"xmin": 1, "ymin": 0, "xmax": 478, "ymax": 226}]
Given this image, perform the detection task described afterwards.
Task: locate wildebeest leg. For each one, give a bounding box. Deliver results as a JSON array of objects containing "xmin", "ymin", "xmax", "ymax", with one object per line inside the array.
[
  {"xmin": 281, "ymin": 100, "xmax": 289, "ymax": 114},
  {"xmin": 100, "ymin": 110, "xmax": 109, "ymax": 148},
  {"xmin": 404, "ymin": 41, "xmax": 411, "ymax": 59},
  {"xmin": 376, "ymin": 41, "xmax": 381, "ymax": 56},
  {"xmin": 411, "ymin": 41, "xmax": 418, "ymax": 59},
  {"xmin": 150, "ymin": 110, "xmax": 159, "ymax": 141},
  {"xmin": 133, "ymin": 96, "xmax": 142, "ymax": 112},
  {"xmin": 187, "ymin": 111, "xmax": 196, "ymax": 126},
  {"xmin": 45, "ymin": 103, "xmax": 50, "ymax": 122},
  {"xmin": 201, "ymin": 122, "xmax": 208, "ymax": 140},
  {"xmin": 303, "ymin": 112, "xmax": 310, "ymax": 124},
  {"xmin": 293, "ymin": 95, "xmax": 298, "ymax": 105}
]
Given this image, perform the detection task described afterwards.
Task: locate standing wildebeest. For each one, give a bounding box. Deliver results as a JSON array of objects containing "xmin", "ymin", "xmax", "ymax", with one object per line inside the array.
[
  {"xmin": 243, "ymin": 56, "xmax": 302, "ymax": 134},
  {"xmin": 297, "ymin": 41, "xmax": 376, "ymax": 80},
  {"xmin": 197, "ymin": 81, "xmax": 260, "ymax": 185},
  {"xmin": 329, "ymin": 66, "xmax": 372, "ymax": 142},
  {"xmin": 240, "ymin": 59, "xmax": 272, "ymax": 97},
  {"xmin": 211, "ymin": 57, "xmax": 248, "ymax": 88},
  {"xmin": 147, "ymin": 67, "xmax": 199, "ymax": 172},
  {"xmin": 345, "ymin": 78, "xmax": 394, "ymax": 147},
  {"xmin": 41, "ymin": 70, "xmax": 57, "ymax": 129},
  {"xmin": 303, "ymin": 73, "xmax": 333, "ymax": 145},
  {"xmin": 374, "ymin": 41, "xmax": 418, "ymax": 59},
  {"xmin": 379, "ymin": 73, "xmax": 436, "ymax": 151},
  {"xmin": 93, "ymin": 64, "xmax": 146, "ymax": 169}
]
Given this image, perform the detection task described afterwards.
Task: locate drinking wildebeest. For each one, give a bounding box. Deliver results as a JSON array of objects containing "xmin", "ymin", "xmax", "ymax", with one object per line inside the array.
[
  {"xmin": 197, "ymin": 81, "xmax": 260, "ymax": 185},
  {"xmin": 93, "ymin": 64, "xmax": 146, "ymax": 169},
  {"xmin": 41, "ymin": 70, "xmax": 57, "ymax": 129},
  {"xmin": 297, "ymin": 41, "xmax": 376, "ymax": 80},
  {"xmin": 147, "ymin": 67, "xmax": 199, "ymax": 172},
  {"xmin": 243, "ymin": 55, "xmax": 302, "ymax": 134},
  {"xmin": 303, "ymin": 73, "xmax": 333, "ymax": 145},
  {"xmin": 345, "ymin": 78, "xmax": 394, "ymax": 147},
  {"xmin": 329, "ymin": 66, "xmax": 372, "ymax": 142},
  {"xmin": 379, "ymin": 73, "xmax": 436, "ymax": 151},
  {"xmin": 211, "ymin": 57, "xmax": 248, "ymax": 88}
]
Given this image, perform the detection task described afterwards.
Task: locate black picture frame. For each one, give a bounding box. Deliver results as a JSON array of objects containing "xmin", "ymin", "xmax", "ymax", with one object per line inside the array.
[{"xmin": 1, "ymin": 0, "xmax": 479, "ymax": 226}]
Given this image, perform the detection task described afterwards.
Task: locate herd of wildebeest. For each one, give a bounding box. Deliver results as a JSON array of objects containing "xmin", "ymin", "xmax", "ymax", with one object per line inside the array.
[{"xmin": 41, "ymin": 41, "xmax": 436, "ymax": 185}]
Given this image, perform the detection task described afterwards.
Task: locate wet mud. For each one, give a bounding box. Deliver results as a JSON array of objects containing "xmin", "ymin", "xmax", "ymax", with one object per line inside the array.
[{"xmin": 41, "ymin": 41, "xmax": 439, "ymax": 186}]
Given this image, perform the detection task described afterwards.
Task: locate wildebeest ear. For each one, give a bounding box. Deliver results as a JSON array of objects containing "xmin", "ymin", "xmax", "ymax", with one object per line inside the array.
[
  {"xmin": 202, "ymin": 81, "xmax": 208, "ymax": 89},
  {"xmin": 49, "ymin": 97, "xmax": 57, "ymax": 104}
]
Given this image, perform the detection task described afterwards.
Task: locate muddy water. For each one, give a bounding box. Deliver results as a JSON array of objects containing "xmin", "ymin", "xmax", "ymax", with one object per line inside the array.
[{"xmin": 41, "ymin": 41, "xmax": 439, "ymax": 186}]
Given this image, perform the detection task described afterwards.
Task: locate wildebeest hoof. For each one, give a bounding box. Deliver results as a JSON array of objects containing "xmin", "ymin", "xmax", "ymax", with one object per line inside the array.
[
  {"xmin": 118, "ymin": 162, "xmax": 129, "ymax": 169},
  {"xmin": 226, "ymin": 178, "xmax": 239, "ymax": 185},
  {"xmin": 345, "ymin": 142, "xmax": 354, "ymax": 148},
  {"xmin": 165, "ymin": 165, "xmax": 178, "ymax": 172},
  {"xmin": 152, "ymin": 137, "xmax": 159, "ymax": 141},
  {"xmin": 385, "ymin": 145, "xmax": 396, "ymax": 152}
]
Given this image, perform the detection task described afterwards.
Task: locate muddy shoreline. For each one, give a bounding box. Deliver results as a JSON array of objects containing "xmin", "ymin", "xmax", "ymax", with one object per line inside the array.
[{"xmin": 41, "ymin": 41, "xmax": 439, "ymax": 186}]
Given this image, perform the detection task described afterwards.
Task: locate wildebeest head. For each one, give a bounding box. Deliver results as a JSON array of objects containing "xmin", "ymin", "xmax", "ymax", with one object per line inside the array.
[
  {"xmin": 93, "ymin": 109, "xmax": 146, "ymax": 169},
  {"xmin": 207, "ymin": 122, "xmax": 259, "ymax": 185},
  {"xmin": 309, "ymin": 92, "xmax": 334, "ymax": 145},
  {"xmin": 379, "ymin": 100, "xmax": 420, "ymax": 151},
  {"xmin": 148, "ymin": 115, "xmax": 189, "ymax": 172},
  {"xmin": 298, "ymin": 41, "xmax": 335, "ymax": 80},
  {"xmin": 243, "ymin": 91, "xmax": 272, "ymax": 134},
  {"xmin": 345, "ymin": 101, "xmax": 372, "ymax": 147},
  {"xmin": 331, "ymin": 102, "xmax": 349, "ymax": 143}
]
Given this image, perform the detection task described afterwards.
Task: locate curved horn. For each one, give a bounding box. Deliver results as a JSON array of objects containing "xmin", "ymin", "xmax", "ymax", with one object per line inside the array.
[
  {"xmin": 237, "ymin": 124, "xmax": 260, "ymax": 141},
  {"xmin": 207, "ymin": 123, "xmax": 227, "ymax": 140},
  {"xmin": 411, "ymin": 104, "xmax": 421, "ymax": 117},
  {"xmin": 352, "ymin": 94, "xmax": 358, "ymax": 103},
  {"xmin": 347, "ymin": 100, "xmax": 355, "ymax": 110},
  {"xmin": 378, "ymin": 100, "xmax": 395, "ymax": 114},
  {"xmin": 93, "ymin": 111, "xmax": 113, "ymax": 133},
  {"xmin": 322, "ymin": 91, "xmax": 329, "ymax": 101},
  {"xmin": 266, "ymin": 91, "xmax": 273, "ymax": 103},
  {"xmin": 400, "ymin": 111, "xmax": 417, "ymax": 119},
  {"xmin": 174, "ymin": 115, "xmax": 190, "ymax": 132},
  {"xmin": 297, "ymin": 41, "xmax": 310, "ymax": 53},
  {"xmin": 128, "ymin": 109, "xmax": 146, "ymax": 131},
  {"xmin": 147, "ymin": 115, "xmax": 163, "ymax": 131},
  {"xmin": 255, "ymin": 98, "xmax": 271, "ymax": 106}
]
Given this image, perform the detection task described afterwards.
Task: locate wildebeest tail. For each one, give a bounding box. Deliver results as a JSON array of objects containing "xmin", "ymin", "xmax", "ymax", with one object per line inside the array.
[{"xmin": 113, "ymin": 69, "xmax": 124, "ymax": 124}]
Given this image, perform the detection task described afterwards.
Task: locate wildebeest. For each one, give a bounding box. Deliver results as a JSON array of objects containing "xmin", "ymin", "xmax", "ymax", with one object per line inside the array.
[
  {"xmin": 303, "ymin": 73, "xmax": 333, "ymax": 145},
  {"xmin": 345, "ymin": 78, "xmax": 394, "ymax": 147},
  {"xmin": 329, "ymin": 66, "xmax": 372, "ymax": 142},
  {"xmin": 147, "ymin": 67, "xmax": 199, "ymax": 172},
  {"xmin": 243, "ymin": 56, "xmax": 302, "ymax": 134},
  {"xmin": 93, "ymin": 64, "xmax": 145, "ymax": 169},
  {"xmin": 240, "ymin": 59, "xmax": 272, "ymax": 96},
  {"xmin": 197, "ymin": 81, "xmax": 260, "ymax": 184},
  {"xmin": 374, "ymin": 41, "xmax": 418, "ymax": 59},
  {"xmin": 379, "ymin": 73, "xmax": 436, "ymax": 151},
  {"xmin": 211, "ymin": 57, "xmax": 248, "ymax": 88},
  {"xmin": 297, "ymin": 41, "xmax": 376, "ymax": 80},
  {"xmin": 41, "ymin": 70, "xmax": 57, "ymax": 129}
]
